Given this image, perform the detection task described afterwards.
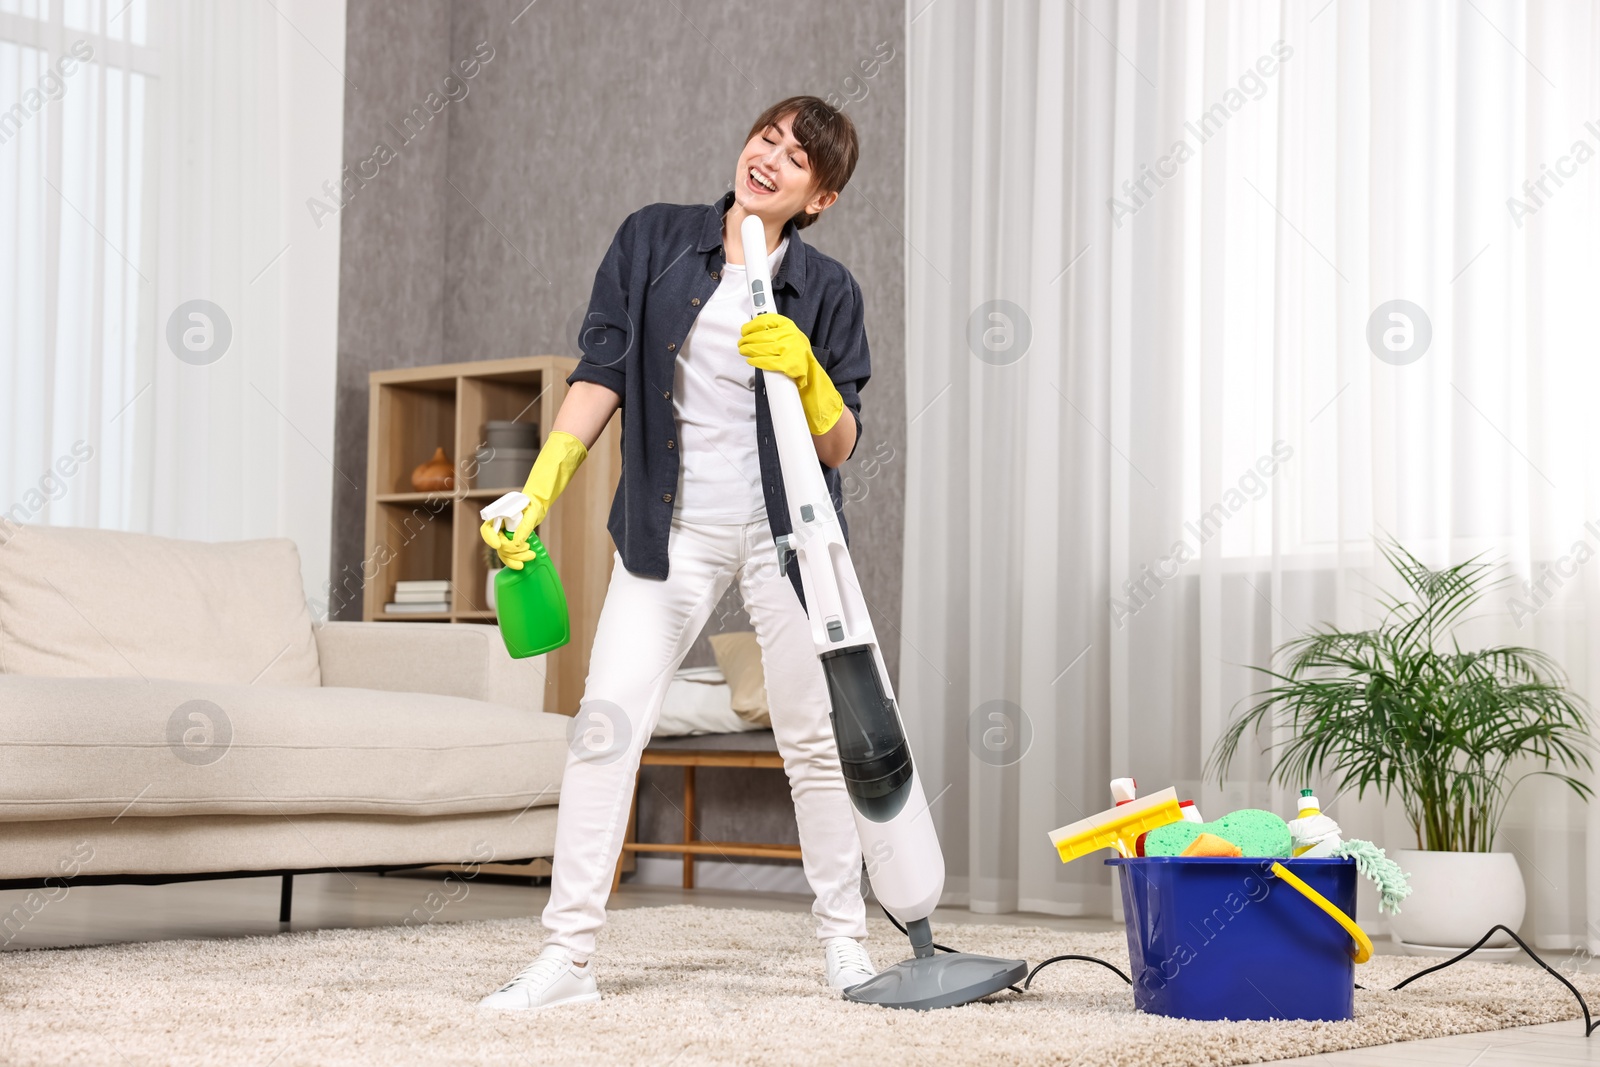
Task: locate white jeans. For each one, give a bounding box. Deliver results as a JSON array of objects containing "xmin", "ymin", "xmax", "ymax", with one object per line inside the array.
[{"xmin": 540, "ymin": 514, "xmax": 869, "ymax": 962}]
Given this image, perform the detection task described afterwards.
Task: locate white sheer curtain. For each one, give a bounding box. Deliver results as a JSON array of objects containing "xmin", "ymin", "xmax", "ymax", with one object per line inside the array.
[
  {"xmin": 2, "ymin": 0, "xmax": 154, "ymax": 532},
  {"xmin": 1, "ymin": 0, "xmax": 344, "ymax": 611},
  {"xmin": 905, "ymin": 0, "xmax": 1600, "ymax": 949}
]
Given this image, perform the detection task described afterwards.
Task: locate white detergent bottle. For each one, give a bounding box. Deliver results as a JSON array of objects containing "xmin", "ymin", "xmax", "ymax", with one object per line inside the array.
[{"xmin": 1288, "ymin": 788, "xmax": 1343, "ymax": 858}]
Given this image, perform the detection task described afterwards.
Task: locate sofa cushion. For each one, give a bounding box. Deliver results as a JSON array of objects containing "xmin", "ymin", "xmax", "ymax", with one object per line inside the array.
[
  {"xmin": 1, "ymin": 809, "xmax": 560, "ymax": 880},
  {"xmin": 0, "ymin": 524, "xmax": 320, "ymax": 686},
  {"xmin": 0, "ymin": 676, "xmax": 570, "ymax": 822}
]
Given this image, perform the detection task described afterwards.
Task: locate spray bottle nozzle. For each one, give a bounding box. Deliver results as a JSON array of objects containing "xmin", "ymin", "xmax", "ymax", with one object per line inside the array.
[{"xmin": 480, "ymin": 491, "xmax": 530, "ymax": 533}]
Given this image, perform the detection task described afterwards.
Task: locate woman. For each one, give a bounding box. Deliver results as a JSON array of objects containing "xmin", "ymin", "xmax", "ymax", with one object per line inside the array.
[{"xmin": 478, "ymin": 96, "xmax": 878, "ymax": 1011}]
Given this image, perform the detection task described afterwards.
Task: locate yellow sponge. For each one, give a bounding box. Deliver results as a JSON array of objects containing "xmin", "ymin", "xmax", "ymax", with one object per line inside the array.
[{"xmin": 1180, "ymin": 832, "xmax": 1243, "ymax": 857}]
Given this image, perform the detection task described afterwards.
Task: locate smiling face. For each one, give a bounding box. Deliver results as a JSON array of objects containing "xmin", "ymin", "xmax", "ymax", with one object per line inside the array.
[{"xmin": 733, "ymin": 112, "xmax": 839, "ymax": 226}]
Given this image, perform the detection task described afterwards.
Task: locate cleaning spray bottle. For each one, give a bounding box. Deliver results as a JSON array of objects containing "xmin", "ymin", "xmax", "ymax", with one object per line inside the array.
[{"xmin": 479, "ymin": 491, "xmax": 571, "ymax": 658}]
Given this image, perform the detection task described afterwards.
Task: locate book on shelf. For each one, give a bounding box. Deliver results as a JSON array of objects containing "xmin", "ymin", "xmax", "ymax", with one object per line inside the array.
[
  {"xmin": 394, "ymin": 579, "xmax": 451, "ymax": 593},
  {"xmin": 393, "ymin": 589, "xmax": 455, "ymax": 604},
  {"xmin": 383, "ymin": 601, "xmax": 451, "ymax": 614}
]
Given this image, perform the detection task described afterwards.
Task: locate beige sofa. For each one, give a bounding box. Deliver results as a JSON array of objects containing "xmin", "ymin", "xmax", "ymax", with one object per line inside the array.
[{"xmin": 0, "ymin": 524, "xmax": 570, "ymax": 899}]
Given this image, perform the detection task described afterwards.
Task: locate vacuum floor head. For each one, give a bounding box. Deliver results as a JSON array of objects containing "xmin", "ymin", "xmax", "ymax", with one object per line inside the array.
[{"xmin": 842, "ymin": 952, "xmax": 1027, "ymax": 1011}]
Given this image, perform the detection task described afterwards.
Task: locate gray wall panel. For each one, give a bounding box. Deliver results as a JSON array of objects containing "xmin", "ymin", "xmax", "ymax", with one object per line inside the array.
[{"xmin": 331, "ymin": 0, "xmax": 455, "ymax": 621}]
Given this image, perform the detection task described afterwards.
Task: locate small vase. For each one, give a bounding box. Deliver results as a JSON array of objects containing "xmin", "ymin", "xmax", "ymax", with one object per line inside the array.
[
  {"xmin": 411, "ymin": 447, "xmax": 455, "ymax": 492},
  {"xmin": 485, "ymin": 568, "xmax": 498, "ymax": 612}
]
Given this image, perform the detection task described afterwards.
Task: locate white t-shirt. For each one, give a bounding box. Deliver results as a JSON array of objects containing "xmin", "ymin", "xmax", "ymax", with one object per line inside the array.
[{"xmin": 672, "ymin": 237, "xmax": 789, "ymax": 523}]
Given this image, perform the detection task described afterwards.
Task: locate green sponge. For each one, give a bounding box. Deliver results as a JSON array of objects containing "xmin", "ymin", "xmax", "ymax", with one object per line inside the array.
[{"xmin": 1145, "ymin": 810, "xmax": 1292, "ymax": 858}]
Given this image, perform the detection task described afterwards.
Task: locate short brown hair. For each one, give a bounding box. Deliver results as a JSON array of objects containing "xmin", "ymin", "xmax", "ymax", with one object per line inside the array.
[{"xmin": 745, "ymin": 96, "xmax": 859, "ymax": 229}]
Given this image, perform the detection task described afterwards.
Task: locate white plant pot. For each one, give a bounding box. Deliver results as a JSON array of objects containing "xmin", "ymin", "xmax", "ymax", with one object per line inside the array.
[
  {"xmin": 485, "ymin": 569, "xmax": 498, "ymax": 612},
  {"xmin": 1388, "ymin": 849, "xmax": 1525, "ymax": 953}
]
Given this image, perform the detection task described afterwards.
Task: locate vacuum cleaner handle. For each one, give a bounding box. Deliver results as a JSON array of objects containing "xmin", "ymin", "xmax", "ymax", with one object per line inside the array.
[
  {"xmin": 739, "ymin": 215, "xmax": 865, "ymax": 659},
  {"xmin": 742, "ymin": 212, "xmax": 778, "ymax": 318},
  {"xmin": 739, "ymin": 214, "xmax": 827, "ymax": 512}
]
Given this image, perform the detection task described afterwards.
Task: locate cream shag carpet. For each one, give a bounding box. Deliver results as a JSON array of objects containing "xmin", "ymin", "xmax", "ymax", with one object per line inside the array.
[{"xmin": 3, "ymin": 905, "xmax": 1595, "ymax": 1066}]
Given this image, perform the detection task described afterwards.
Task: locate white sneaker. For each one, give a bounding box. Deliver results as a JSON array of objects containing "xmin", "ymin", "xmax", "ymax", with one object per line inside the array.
[
  {"xmin": 823, "ymin": 936, "xmax": 877, "ymax": 991},
  {"xmin": 478, "ymin": 946, "xmax": 600, "ymax": 1011}
]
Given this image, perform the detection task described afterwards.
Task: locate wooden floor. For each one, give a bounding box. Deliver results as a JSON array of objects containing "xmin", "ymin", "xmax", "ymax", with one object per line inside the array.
[{"xmin": 1, "ymin": 873, "xmax": 1593, "ymax": 1065}]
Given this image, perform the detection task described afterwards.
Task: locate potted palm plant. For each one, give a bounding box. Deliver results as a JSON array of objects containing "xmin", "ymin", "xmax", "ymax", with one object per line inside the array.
[{"xmin": 1210, "ymin": 539, "xmax": 1594, "ymax": 951}]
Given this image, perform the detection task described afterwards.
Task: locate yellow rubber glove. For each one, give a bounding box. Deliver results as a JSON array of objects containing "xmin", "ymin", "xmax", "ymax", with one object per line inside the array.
[
  {"xmin": 738, "ymin": 314, "xmax": 845, "ymax": 436},
  {"xmin": 478, "ymin": 430, "xmax": 589, "ymax": 570}
]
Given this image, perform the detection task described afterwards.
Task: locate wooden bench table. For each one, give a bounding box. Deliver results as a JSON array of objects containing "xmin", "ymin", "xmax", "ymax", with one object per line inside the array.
[{"xmin": 613, "ymin": 729, "xmax": 802, "ymax": 890}]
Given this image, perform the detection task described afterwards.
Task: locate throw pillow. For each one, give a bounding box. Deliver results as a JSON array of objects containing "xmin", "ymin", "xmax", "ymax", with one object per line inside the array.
[{"xmin": 708, "ymin": 631, "xmax": 770, "ymax": 728}]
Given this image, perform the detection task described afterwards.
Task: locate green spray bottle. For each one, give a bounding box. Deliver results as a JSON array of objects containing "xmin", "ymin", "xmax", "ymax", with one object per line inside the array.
[{"xmin": 480, "ymin": 491, "xmax": 571, "ymax": 658}]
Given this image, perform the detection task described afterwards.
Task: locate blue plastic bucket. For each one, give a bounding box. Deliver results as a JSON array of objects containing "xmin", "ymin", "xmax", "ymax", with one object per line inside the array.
[{"xmin": 1106, "ymin": 856, "xmax": 1360, "ymax": 1021}]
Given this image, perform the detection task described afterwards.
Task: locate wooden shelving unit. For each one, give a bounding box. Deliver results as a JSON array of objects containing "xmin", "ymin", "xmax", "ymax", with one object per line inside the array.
[{"xmin": 362, "ymin": 356, "xmax": 620, "ymax": 717}]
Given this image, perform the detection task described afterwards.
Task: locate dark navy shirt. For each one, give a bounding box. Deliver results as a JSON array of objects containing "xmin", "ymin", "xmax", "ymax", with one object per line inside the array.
[{"xmin": 567, "ymin": 191, "xmax": 871, "ymax": 607}]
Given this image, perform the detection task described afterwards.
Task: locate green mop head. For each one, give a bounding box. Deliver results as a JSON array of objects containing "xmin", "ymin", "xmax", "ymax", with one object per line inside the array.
[{"xmin": 1331, "ymin": 838, "xmax": 1412, "ymax": 914}]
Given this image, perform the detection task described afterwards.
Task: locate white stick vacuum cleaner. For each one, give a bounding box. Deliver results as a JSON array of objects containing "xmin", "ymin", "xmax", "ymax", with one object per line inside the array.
[{"xmin": 739, "ymin": 214, "xmax": 1026, "ymax": 1009}]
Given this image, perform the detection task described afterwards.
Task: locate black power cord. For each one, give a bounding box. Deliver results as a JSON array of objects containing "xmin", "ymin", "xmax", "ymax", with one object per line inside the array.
[
  {"xmin": 1366, "ymin": 924, "xmax": 1598, "ymax": 1036},
  {"xmin": 879, "ymin": 903, "xmax": 1131, "ymax": 991},
  {"xmin": 1024, "ymin": 954, "xmax": 1131, "ymax": 989}
]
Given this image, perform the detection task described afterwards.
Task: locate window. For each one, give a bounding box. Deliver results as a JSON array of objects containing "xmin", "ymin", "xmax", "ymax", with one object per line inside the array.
[{"xmin": 1, "ymin": 0, "xmax": 156, "ymax": 528}]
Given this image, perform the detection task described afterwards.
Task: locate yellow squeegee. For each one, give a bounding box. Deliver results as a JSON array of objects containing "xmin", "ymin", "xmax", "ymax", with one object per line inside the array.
[{"xmin": 1048, "ymin": 787, "xmax": 1183, "ymax": 863}]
